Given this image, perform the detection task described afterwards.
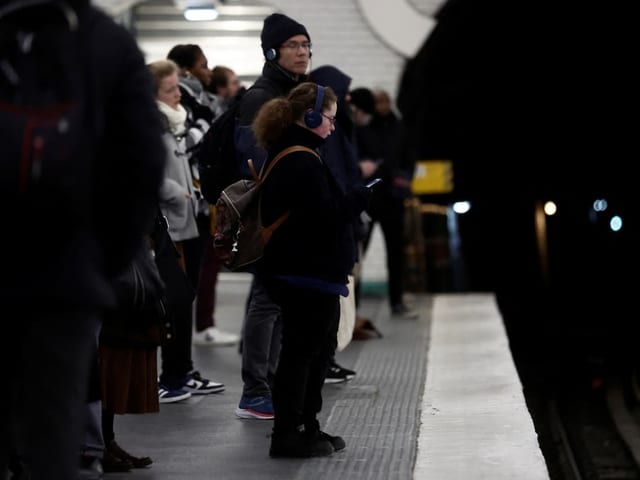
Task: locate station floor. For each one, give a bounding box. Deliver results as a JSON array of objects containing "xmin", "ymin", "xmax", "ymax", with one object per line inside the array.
[{"xmin": 111, "ymin": 273, "xmax": 549, "ymax": 480}]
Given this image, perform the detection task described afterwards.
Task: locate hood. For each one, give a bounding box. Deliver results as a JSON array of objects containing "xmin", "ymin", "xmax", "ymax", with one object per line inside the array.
[{"xmin": 310, "ymin": 65, "xmax": 352, "ymax": 103}]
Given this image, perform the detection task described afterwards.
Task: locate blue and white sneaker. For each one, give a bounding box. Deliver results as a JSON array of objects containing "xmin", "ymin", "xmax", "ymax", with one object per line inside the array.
[
  {"xmin": 183, "ymin": 370, "xmax": 225, "ymax": 395},
  {"xmin": 235, "ymin": 395, "xmax": 274, "ymax": 420},
  {"xmin": 158, "ymin": 385, "xmax": 191, "ymax": 404}
]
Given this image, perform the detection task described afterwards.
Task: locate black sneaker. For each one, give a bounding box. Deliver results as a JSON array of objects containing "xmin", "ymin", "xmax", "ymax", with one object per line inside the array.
[
  {"xmin": 324, "ymin": 362, "xmax": 356, "ymax": 384},
  {"xmin": 334, "ymin": 362, "xmax": 356, "ymax": 380},
  {"xmin": 269, "ymin": 430, "xmax": 334, "ymax": 458}
]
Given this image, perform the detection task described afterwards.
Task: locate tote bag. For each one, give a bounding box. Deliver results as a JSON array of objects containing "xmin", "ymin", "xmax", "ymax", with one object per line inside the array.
[{"xmin": 337, "ymin": 275, "xmax": 356, "ymax": 352}]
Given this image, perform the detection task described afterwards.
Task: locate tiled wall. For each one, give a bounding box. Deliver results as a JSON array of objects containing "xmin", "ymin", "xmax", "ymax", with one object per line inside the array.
[
  {"xmin": 264, "ymin": 0, "xmax": 444, "ymax": 103},
  {"xmin": 132, "ymin": 0, "xmax": 447, "ymax": 289},
  {"xmin": 133, "ymin": 0, "xmax": 444, "ymax": 108}
]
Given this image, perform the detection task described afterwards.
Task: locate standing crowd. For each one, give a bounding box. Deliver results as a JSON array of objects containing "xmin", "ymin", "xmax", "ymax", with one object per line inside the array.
[{"xmin": 0, "ymin": 3, "xmax": 416, "ymax": 479}]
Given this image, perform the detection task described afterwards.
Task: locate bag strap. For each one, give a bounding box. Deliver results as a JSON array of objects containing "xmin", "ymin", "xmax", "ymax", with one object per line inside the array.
[
  {"xmin": 254, "ymin": 145, "xmax": 319, "ymax": 181},
  {"xmin": 256, "ymin": 145, "xmax": 319, "ymax": 241}
]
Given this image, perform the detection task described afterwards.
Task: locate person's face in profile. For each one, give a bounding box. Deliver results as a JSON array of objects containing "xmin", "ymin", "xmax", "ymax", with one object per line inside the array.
[
  {"xmin": 311, "ymin": 101, "xmax": 337, "ymax": 139},
  {"xmin": 190, "ymin": 53, "xmax": 212, "ymax": 87},
  {"xmin": 158, "ymin": 72, "xmax": 181, "ymax": 110},
  {"xmin": 278, "ymin": 34, "xmax": 310, "ymax": 77},
  {"xmin": 225, "ymin": 72, "xmax": 242, "ymax": 100}
]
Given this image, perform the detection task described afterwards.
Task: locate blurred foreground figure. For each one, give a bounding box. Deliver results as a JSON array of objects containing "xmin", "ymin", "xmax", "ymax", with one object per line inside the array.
[
  {"xmin": 398, "ymin": 0, "xmax": 636, "ymax": 365},
  {"xmin": 0, "ymin": 1, "xmax": 165, "ymax": 478}
]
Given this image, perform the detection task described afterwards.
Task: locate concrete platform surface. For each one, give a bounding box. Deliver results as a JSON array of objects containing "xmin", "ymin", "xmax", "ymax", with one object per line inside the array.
[{"xmin": 109, "ymin": 275, "xmax": 548, "ymax": 480}]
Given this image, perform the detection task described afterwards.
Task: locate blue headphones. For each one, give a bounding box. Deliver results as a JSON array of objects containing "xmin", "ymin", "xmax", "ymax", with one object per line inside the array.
[
  {"xmin": 303, "ymin": 85, "xmax": 325, "ymax": 128},
  {"xmin": 265, "ymin": 48, "xmax": 277, "ymax": 61},
  {"xmin": 264, "ymin": 46, "xmax": 312, "ymax": 62}
]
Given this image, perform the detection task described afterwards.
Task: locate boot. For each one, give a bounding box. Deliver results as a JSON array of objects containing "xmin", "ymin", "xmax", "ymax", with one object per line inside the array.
[{"xmin": 269, "ymin": 430, "xmax": 333, "ymax": 458}]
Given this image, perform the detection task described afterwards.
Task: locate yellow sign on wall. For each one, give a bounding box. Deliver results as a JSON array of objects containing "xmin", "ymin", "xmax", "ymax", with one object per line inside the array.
[{"xmin": 411, "ymin": 160, "xmax": 453, "ymax": 195}]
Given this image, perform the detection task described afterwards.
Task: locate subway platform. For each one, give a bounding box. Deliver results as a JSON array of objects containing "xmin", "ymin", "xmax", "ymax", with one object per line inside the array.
[{"xmin": 111, "ymin": 273, "xmax": 549, "ymax": 480}]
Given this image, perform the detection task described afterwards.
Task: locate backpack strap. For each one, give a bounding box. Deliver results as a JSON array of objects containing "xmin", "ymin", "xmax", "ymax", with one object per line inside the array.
[
  {"xmin": 257, "ymin": 145, "xmax": 320, "ymax": 241},
  {"xmin": 259, "ymin": 145, "xmax": 320, "ymax": 181}
]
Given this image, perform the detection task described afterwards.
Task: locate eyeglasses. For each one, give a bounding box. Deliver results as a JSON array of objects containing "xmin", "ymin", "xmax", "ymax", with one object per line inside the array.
[
  {"xmin": 321, "ymin": 113, "xmax": 336, "ymax": 125},
  {"xmin": 281, "ymin": 41, "xmax": 312, "ymax": 51}
]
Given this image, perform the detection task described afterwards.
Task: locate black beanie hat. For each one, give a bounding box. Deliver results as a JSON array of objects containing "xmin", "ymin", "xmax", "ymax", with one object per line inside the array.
[
  {"xmin": 349, "ymin": 87, "xmax": 375, "ymax": 115},
  {"xmin": 261, "ymin": 13, "xmax": 310, "ymax": 58}
]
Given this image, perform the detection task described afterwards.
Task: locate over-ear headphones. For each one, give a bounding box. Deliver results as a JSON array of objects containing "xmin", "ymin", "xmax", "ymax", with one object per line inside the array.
[
  {"xmin": 304, "ymin": 85, "xmax": 325, "ymax": 128},
  {"xmin": 265, "ymin": 45, "xmax": 312, "ymax": 61},
  {"xmin": 265, "ymin": 48, "xmax": 277, "ymax": 61}
]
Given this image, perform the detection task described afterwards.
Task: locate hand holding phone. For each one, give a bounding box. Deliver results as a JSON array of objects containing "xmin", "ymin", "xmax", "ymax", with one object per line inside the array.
[{"xmin": 366, "ymin": 178, "xmax": 382, "ymax": 189}]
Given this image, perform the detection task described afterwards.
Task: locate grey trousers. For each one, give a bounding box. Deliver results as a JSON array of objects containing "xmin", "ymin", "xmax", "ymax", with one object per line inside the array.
[{"xmin": 240, "ymin": 275, "xmax": 282, "ymax": 397}]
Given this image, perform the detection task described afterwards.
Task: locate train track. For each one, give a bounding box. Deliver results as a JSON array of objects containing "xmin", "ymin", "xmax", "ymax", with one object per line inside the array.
[{"xmin": 525, "ymin": 365, "xmax": 640, "ymax": 479}]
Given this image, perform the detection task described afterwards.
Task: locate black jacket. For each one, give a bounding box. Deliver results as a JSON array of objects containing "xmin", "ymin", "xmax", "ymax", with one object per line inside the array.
[
  {"xmin": 235, "ymin": 62, "xmax": 306, "ymax": 176},
  {"xmin": 258, "ymin": 125, "xmax": 369, "ymax": 285},
  {"xmin": 1, "ymin": 3, "xmax": 166, "ymax": 308},
  {"xmin": 310, "ymin": 65, "xmax": 366, "ymax": 250}
]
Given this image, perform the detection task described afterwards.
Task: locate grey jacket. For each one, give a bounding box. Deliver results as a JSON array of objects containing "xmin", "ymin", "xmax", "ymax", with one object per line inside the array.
[{"xmin": 158, "ymin": 128, "xmax": 200, "ymax": 241}]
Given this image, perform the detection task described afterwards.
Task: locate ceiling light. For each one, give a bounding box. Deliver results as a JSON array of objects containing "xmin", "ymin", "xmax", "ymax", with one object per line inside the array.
[{"xmin": 181, "ymin": 0, "xmax": 218, "ymax": 21}]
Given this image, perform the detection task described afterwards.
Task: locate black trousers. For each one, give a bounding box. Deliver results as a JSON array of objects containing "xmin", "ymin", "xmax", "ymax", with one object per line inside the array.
[
  {"xmin": 1, "ymin": 306, "xmax": 100, "ymax": 480},
  {"xmin": 363, "ymin": 195, "xmax": 406, "ymax": 307},
  {"xmin": 159, "ymin": 236, "xmax": 200, "ymax": 388},
  {"xmin": 266, "ymin": 282, "xmax": 340, "ymax": 434}
]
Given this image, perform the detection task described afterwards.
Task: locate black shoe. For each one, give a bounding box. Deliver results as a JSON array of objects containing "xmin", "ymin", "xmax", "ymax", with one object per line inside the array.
[
  {"xmin": 101, "ymin": 448, "xmax": 133, "ymax": 473},
  {"xmin": 318, "ymin": 431, "xmax": 346, "ymax": 452},
  {"xmin": 325, "ymin": 362, "xmax": 356, "ymax": 384},
  {"xmin": 269, "ymin": 430, "xmax": 334, "ymax": 458},
  {"xmin": 332, "ymin": 361, "xmax": 356, "ymax": 380},
  {"xmin": 106, "ymin": 440, "xmax": 153, "ymax": 468}
]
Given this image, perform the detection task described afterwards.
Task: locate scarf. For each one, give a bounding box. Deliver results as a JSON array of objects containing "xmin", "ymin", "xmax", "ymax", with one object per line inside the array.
[{"xmin": 157, "ymin": 101, "xmax": 187, "ymax": 135}]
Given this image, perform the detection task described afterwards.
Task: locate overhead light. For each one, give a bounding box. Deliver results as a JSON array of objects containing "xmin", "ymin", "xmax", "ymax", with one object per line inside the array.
[
  {"xmin": 181, "ymin": 0, "xmax": 218, "ymax": 21},
  {"xmin": 184, "ymin": 7, "xmax": 218, "ymax": 21}
]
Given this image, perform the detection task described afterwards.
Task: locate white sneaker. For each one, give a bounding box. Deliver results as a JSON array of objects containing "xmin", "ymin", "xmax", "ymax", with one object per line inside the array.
[{"xmin": 193, "ymin": 327, "xmax": 240, "ymax": 346}]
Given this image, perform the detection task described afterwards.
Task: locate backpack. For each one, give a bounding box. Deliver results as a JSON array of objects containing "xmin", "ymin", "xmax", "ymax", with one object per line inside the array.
[
  {"xmin": 0, "ymin": 1, "xmax": 92, "ymax": 220},
  {"xmin": 196, "ymin": 97, "xmax": 242, "ymax": 204},
  {"xmin": 213, "ymin": 145, "xmax": 319, "ymax": 271}
]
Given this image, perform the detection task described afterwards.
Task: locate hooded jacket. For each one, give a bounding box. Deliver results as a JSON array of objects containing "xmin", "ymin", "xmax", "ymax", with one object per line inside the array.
[{"xmin": 310, "ymin": 65, "xmax": 366, "ymax": 252}]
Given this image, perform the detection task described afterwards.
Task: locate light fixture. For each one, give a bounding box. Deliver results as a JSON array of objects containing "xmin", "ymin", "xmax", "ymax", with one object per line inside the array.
[{"xmin": 178, "ymin": 0, "xmax": 218, "ymax": 21}]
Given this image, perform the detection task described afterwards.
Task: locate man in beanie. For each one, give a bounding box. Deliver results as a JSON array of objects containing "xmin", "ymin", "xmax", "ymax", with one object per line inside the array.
[
  {"xmin": 233, "ymin": 13, "xmax": 312, "ymax": 424},
  {"xmin": 236, "ymin": 12, "xmax": 311, "ymax": 158}
]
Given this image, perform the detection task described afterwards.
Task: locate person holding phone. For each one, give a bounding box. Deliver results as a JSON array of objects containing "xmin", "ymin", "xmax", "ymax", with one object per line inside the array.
[
  {"xmin": 349, "ymin": 87, "xmax": 418, "ymax": 318},
  {"xmin": 253, "ymin": 82, "xmax": 371, "ymax": 457},
  {"xmin": 366, "ymin": 178, "xmax": 383, "ymax": 188}
]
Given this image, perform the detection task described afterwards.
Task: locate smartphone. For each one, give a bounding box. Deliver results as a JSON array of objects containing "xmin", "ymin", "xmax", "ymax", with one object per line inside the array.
[{"xmin": 366, "ymin": 178, "xmax": 382, "ymax": 189}]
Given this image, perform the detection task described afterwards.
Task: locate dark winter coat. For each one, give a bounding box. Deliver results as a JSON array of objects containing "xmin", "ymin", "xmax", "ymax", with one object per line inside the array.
[
  {"xmin": 258, "ymin": 125, "xmax": 369, "ymax": 288},
  {"xmin": 235, "ymin": 62, "xmax": 307, "ymax": 176},
  {"xmin": 1, "ymin": 1, "xmax": 166, "ymax": 308}
]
